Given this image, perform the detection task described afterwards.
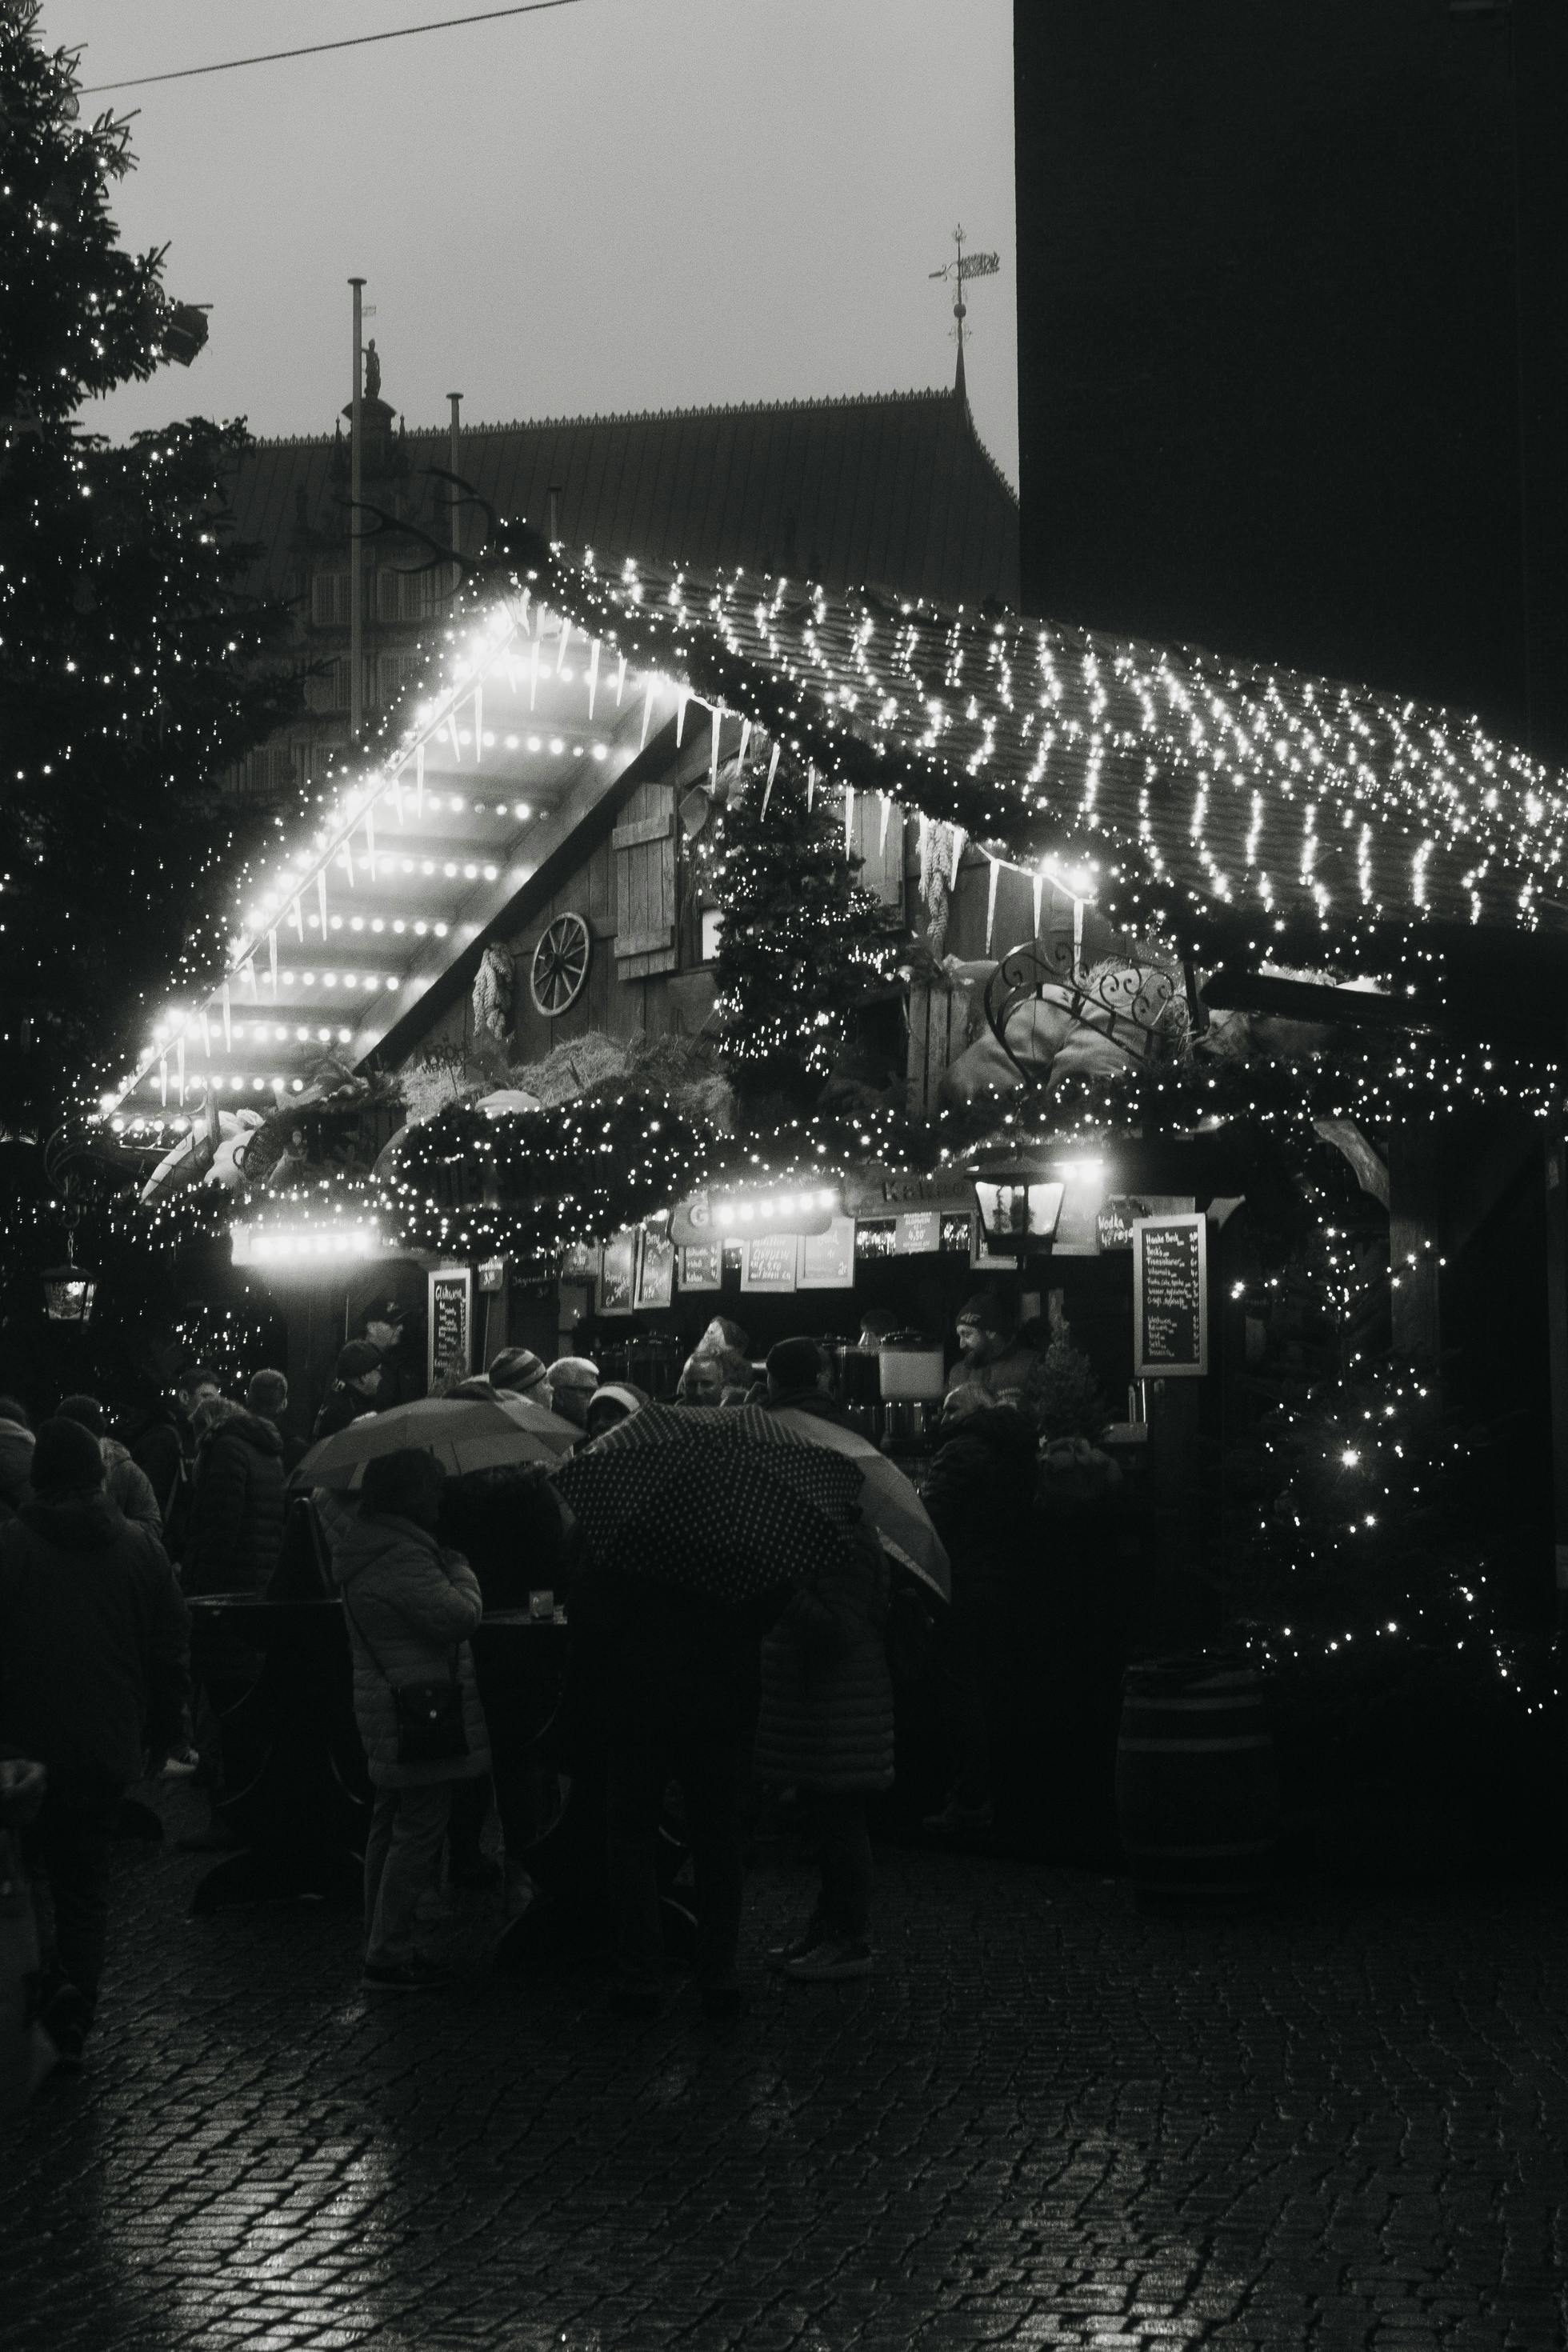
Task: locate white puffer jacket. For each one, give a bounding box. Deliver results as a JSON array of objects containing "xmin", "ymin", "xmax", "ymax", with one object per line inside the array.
[{"xmin": 332, "ymin": 1510, "xmax": 490, "ymax": 1788}]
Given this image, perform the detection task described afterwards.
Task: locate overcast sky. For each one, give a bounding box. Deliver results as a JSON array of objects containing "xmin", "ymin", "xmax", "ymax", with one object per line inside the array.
[{"xmin": 38, "ymin": 1, "xmax": 1018, "ymax": 485}]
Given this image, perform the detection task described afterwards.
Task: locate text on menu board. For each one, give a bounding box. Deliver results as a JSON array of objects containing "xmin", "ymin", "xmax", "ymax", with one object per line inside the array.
[
  {"xmin": 428, "ymin": 1266, "xmax": 471, "ymax": 1386},
  {"xmin": 1133, "ymin": 1214, "xmax": 1208, "ymax": 1378},
  {"xmin": 740, "ymin": 1233, "xmax": 798, "ymax": 1293}
]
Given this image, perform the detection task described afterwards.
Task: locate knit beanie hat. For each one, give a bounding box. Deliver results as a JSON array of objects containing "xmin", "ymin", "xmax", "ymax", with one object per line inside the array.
[
  {"xmin": 31, "ymin": 1417, "xmax": 108, "ymax": 1497},
  {"xmin": 957, "ymin": 1290, "xmax": 1016, "ymax": 1336},
  {"xmin": 488, "ymin": 1347, "xmax": 549, "ymax": 1396},
  {"xmin": 545, "ymin": 1356, "xmax": 600, "ymax": 1397},
  {"xmin": 336, "ymin": 1339, "xmax": 382, "ymax": 1380}
]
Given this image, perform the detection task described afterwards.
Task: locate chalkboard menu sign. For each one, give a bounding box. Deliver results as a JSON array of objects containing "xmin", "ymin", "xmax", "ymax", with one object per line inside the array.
[
  {"xmin": 634, "ymin": 1228, "xmax": 676, "ymax": 1310},
  {"xmin": 427, "ymin": 1265, "xmax": 473, "ymax": 1388},
  {"xmin": 680, "ymin": 1242, "xmax": 722, "ymax": 1291},
  {"xmin": 1133, "ymin": 1214, "xmax": 1208, "ymax": 1378},
  {"xmin": 797, "ymin": 1215, "xmax": 856, "ymax": 1290},
  {"xmin": 598, "ymin": 1230, "xmax": 637, "ymax": 1316},
  {"xmin": 740, "ymin": 1233, "xmax": 798, "ymax": 1294}
]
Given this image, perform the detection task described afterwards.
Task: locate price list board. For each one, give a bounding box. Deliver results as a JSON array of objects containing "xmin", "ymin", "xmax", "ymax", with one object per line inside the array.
[
  {"xmin": 1132, "ymin": 1214, "xmax": 1208, "ymax": 1378},
  {"xmin": 427, "ymin": 1266, "xmax": 473, "ymax": 1388}
]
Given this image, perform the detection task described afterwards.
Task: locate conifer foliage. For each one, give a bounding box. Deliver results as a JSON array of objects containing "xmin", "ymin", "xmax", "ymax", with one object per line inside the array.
[
  {"xmin": 0, "ymin": 7, "xmax": 299, "ymax": 1134},
  {"xmin": 708, "ymin": 751, "xmax": 887, "ymax": 1105}
]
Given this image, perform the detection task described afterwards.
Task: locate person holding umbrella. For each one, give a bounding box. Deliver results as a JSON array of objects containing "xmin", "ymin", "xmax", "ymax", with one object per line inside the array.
[{"xmin": 554, "ymin": 1405, "xmax": 864, "ymax": 2021}]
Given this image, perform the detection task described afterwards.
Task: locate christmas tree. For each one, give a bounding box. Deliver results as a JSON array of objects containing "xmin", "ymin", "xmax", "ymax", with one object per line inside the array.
[
  {"xmin": 1228, "ymin": 1137, "xmax": 1546, "ymax": 1859},
  {"xmin": 708, "ymin": 751, "xmax": 886, "ymax": 1106},
  {"xmin": 0, "ymin": 8, "xmax": 300, "ymax": 1136}
]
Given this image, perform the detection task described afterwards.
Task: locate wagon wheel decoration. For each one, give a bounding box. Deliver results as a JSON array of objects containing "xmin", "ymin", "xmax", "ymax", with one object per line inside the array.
[{"xmin": 530, "ymin": 912, "xmax": 592, "ymax": 1018}]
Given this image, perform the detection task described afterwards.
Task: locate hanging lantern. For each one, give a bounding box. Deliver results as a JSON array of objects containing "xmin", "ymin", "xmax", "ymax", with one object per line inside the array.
[
  {"xmin": 42, "ymin": 1229, "xmax": 98, "ymax": 1325},
  {"xmin": 966, "ymin": 1154, "xmax": 1065, "ymax": 1258}
]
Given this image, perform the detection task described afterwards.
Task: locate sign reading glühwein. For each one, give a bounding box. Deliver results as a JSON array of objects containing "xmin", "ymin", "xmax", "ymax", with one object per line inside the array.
[{"xmin": 1132, "ymin": 1214, "xmax": 1208, "ymax": 1378}]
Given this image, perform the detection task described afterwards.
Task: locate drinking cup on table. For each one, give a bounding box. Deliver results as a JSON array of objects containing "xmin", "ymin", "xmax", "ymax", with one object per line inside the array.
[{"xmin": 529, "ymin": 1589, "xmax": 554, "ymax": 1620}]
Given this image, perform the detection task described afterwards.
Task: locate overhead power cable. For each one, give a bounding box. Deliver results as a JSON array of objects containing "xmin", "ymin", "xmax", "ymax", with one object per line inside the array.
[{"xmin": 78, "ymin": 0, "xmax": 584, "ymax": 97}]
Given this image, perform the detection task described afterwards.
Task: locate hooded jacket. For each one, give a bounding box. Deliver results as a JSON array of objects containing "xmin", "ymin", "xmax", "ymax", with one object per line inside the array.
[
  {"xmin": 331, "ymin": 1512, "xmax": 490, "ymax": 1788},
  {"xmin": 921, "ymin": 1404, "xmax": 1041, "ymax": 1596},
  {"xmin": 183, "ymin": 1408, "xmax": 288, "ymax": 1596},
  {"xmin": 0, "ymin": 1492, "xmax": 189, "ymax": 1783},
  {"xmin": 100, "ymin": 1437, "xmax": 163, "ymax": 1536},
  {"xmin": 0, "ymin": 1417, "xmax": 34, "ymax": 1520}
]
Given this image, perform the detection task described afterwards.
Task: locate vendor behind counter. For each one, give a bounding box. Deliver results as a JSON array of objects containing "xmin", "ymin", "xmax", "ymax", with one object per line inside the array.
[{"xmin": 945, "ymin": 1293, "xmax": 1040, "ymax": 1406}]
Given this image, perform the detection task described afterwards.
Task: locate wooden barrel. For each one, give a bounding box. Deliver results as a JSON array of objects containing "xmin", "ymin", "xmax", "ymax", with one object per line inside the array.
[{"xmin": 1115, "ymin": 1656, "xmax": 1280, "ymax": 1902}]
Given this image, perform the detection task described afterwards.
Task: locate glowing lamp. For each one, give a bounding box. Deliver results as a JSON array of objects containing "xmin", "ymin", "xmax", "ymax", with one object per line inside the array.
[
  {"xmin": 967, "ymin": 1157, "xmax": 1065, "ymax": 1257},
  {"xmin": 42, "ymin": 1262, "xmax": 98, "ymax": 1325}
]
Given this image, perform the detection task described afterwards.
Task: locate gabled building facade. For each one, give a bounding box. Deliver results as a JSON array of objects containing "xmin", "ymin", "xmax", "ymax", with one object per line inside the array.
[{"xmin": 222, "ymin": 356, "xmax": 1020, "ymax": 804}]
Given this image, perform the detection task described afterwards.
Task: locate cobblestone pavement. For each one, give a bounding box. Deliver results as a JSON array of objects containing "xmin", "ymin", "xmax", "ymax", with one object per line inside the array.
[{"xmin": 4, "ymin": 1780, "xmax": 1567, "ymax": 2352}]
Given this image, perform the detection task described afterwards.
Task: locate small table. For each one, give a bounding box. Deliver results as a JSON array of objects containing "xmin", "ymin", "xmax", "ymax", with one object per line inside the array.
[{"xmin": 186, "ymin": 1596, "xmax": 370, "ymax": 1914}]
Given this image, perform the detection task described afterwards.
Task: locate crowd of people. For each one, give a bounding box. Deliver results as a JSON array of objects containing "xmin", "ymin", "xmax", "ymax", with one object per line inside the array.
[{"xmin": 0, "ymin": 1286, "xmax": 1056, "ymax": 2093}]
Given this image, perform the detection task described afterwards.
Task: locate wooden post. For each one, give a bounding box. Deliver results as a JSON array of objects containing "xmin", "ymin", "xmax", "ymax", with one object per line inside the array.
[
  {"xmin": 1545, "ymin": 1134, "xmax": 1568, "ymax": 1622},
  {"xmin": 1387, "ymin": 1125, "xmax": 1442, "ymax": 1411}
]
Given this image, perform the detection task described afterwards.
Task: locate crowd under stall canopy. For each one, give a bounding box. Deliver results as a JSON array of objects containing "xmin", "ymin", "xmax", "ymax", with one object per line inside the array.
[{"xmin": 82, "ymin": 534, "xmax": 1568, "ymax": 1586}]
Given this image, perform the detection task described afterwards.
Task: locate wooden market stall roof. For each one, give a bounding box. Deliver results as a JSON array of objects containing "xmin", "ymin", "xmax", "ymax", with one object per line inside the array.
[
  {"xmin": 100, "ymin": 532, "xmax": 1568, "ymax": 1132},
  {"xmin": 519, "ymin": 545, "xmax": 1568, "ymax": 959}
]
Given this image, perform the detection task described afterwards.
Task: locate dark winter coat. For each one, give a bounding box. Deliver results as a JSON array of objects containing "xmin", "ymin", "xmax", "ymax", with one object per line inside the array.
[
  {"xmin": 944, "ymin": 1341, "xmax": 1042, "ymax": 1406},
  {"xmin": 921, "ymin": 1406, "xmax": 1041, "ymax": 1600},
  {"xmin": 436, "ymin": 1466, "xmax": 580, "ymax": 1614},
  {"xmin": 562, "ymin": 1563, "xmax": 780, "ymax": 1756},
  {"xmin": 0, "ymin": 1494, "xmax": 189, "ymax": 1785},
  {"xmin": 311, "ymin": 1385, "xmax": 378, "ymax": 1445},
  {"xmin": 762, "ymin": 1387, "xmax": 859, "ymax": 1430},
  {"xmin": 754, "ymin": 1523, "xmax": 895, "ymax": 1794},
  {"xmin": 182, "ymin": 1410, "xmax": 288, "ymax": 1596},
  {"xmin": 331, "ymin": 1512, "xmax": 490, "ymax": 1789},
  {"xmin": 125, "ymin": 1413, "xmax": 186, "ymax": 1524},
  {"xmin": 0, "ymin": 1418, "xmax": 34, "ymax": 1516}
]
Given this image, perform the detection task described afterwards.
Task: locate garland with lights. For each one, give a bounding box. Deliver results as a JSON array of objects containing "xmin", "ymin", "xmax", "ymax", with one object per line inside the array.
[
  {"xmin": 1217, "ymin": 1138, "xmax": 1553, "ymax": 1852},
  {"xmin": 0, "ymin": 8, "xmax": 302, "ymax": 1134},
  {"xmin": 458, "ymin": 522, "xmax": 1568, "ymax": 988}
]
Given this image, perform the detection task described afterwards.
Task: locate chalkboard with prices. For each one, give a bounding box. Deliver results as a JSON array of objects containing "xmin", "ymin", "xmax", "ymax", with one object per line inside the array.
[{"xmin": 1132, "ymin": 1214, "xmax": 1208, "ymax": 1378}]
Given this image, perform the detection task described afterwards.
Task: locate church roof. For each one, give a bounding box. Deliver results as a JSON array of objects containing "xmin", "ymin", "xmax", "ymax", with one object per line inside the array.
[{"xmin": 226, "ymin": 385, "xmax": 1019, "ymax": 612}]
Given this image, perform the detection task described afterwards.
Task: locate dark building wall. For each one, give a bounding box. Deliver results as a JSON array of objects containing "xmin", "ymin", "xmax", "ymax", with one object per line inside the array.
[{"xmin": 1015, "ymin": 1, "xmax": 1568, "ymax": 762}]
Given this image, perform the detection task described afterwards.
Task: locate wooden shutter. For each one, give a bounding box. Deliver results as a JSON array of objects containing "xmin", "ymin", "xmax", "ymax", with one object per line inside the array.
[
  {"xmin": 614, "ymin": 783, "xmax": 678, "ymax": 978},
  {"xmin": 906, "ymin": 975, "xmax": 974, "ymax": 1118}
]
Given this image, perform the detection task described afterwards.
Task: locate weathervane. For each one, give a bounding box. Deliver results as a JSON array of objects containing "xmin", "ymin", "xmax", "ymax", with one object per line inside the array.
[{"xmin": 930, "ymin": 224, "xmax": 1000, "ymax": 398}]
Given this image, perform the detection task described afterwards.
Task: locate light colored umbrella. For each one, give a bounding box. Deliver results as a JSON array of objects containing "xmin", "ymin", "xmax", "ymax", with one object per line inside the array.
[
  {"xmin": 297, "ymin": 1394, "xmax": 578, "ymax": 1491},
  {"xmin": 769, "ymin": 1408, "xmax": 950, "ymax": 1601}
]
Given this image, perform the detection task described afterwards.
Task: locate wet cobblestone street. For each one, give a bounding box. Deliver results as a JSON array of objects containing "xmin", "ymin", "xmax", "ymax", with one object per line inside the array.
[{"xmin": 4, "ymin": 1782, "xmax": 1566, "ymax": 2352}]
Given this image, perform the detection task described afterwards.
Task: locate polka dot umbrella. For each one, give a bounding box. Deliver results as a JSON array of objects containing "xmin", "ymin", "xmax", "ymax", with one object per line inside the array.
[{"xmin": 552, "ymin": 1403, "xmax": 865, "ymax": 1608}]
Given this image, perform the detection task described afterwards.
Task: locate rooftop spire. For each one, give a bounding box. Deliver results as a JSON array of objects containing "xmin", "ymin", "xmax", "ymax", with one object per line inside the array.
[{"xmin": 930, "ymin": 225, "xmax": 1000, "ymax": 406}]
